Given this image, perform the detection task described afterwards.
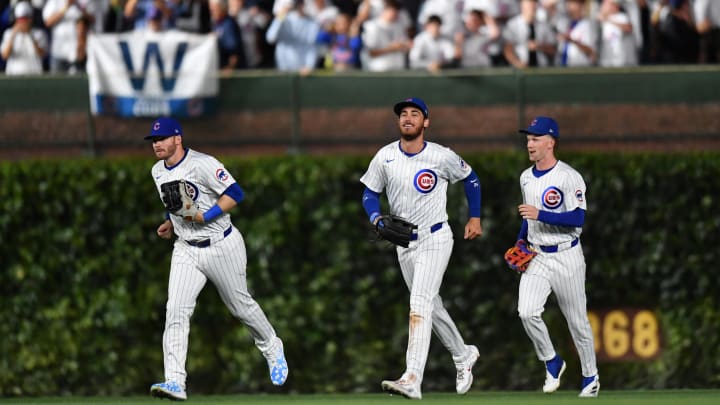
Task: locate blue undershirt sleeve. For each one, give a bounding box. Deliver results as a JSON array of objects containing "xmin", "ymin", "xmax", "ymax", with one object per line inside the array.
[
  {"xmin": 537, "ymin": 207, "xmax": 585, "ymax": 227},
  {"xmin": 462, "ymin": 170, "xmax": 481, "ymax": 218},
  {"xmin": 362, "ymin": 187, "xmax": 382, "ymax": 224},
  {"xmin": 222, "ymin": 182, "xmax": 244, "ymax": 203},
  {"xmin": 517, "ymin": 219, "xmax": 528, "ymax": 241}
]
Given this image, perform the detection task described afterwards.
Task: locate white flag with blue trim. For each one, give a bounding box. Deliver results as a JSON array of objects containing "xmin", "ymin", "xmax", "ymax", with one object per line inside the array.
[{"xmin": 87, "ymin": 30, "xmax": 218, "ymax": 117}]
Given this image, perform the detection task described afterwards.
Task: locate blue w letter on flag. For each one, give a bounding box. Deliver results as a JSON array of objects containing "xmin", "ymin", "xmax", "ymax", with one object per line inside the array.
[{"xmin": 119, "ymin": 41, "xmax": 188, "ymax": 92}]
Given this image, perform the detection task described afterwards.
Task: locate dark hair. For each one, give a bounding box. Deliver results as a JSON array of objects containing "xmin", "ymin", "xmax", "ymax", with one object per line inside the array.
[
  {"xmin": 384, "ymin": 0, "xmax": 400, "ymax": 10},
  {"xmin": 427, "ymin": 15, "xmax": 442, "ymax": 25}
]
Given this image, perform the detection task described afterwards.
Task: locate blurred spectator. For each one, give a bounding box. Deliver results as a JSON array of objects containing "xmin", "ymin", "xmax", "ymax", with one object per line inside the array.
[
  {"xmin": 654, "ymin": 0, "xmax": 698, "ymax": 63},
  {"xmin": 417, "ymin": 0, "xmax": 463, "ymax": 38},
  {"xmin": 503, "ymin": 0, "xmax": 557, "ymax": 68},
  {"xmin": 210, "ymin": 0, "xmax": 246, "ymax": 72},
  {"xmin": 304, "ymin": 0, "xmax": 337, "ymax": 28},
  {"xmin": 175, "ymin": 0, "xmax": 211, "ymax": 32},
  {"xmin": 145, "ymin": 4, "xmax": 166, "ymax": 30},
  {"xmin": 42, "ymin": 0, "xmax": 95, "ymax": 74},
  {"xmin": 361, "ymin": 0, "xmax": 410, "ymax": 71},
  {"xmin": 597, "ymin": 0, "xmax": 637, "ymax": 66},
  {"xmin": 104, "ymin": 0, "xmax": 134, "ymax": 32},
  {"xmin": 316, "ymin": 12, "xmax": 361, "ymax": 71},
  {"xmin": 229, "ymin": 0, "xmax": 269, "ymax": 68},
  {"xmin": 556, "ymin": 0, "xmax": 596, "ymax": 66},
  {"xmin": 409, "ymin": 14, "xmax": 454, "ymax": 72},
  {"xmin": 693, "ymin": 0, "xmax": 720, "ymax": 63},
  {"xmin": 265, "ymin": 0, "xmax": 319, "ymax": 74},
  {"xmin": 356, "ymin": 0, "xmax": 412, "ymax": 35},
  {"xmin": 454, "ymin": 8, "xmax": 497, "ymax": 68},
  {"xmin": 1, "ymin": 1, "xmax": 47, "ymax": 74},
  {"xmin": 124, "ymin": 0, "xmax": 179, "ymax": 30}
]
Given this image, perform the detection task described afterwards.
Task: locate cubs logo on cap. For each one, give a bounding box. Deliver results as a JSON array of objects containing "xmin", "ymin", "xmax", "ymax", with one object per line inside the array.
[
  {"xmin": 519, "ymin": 116, "xmax": 559, "ymax": 138},
  {"xmin": 394, "ymin": 97, "xmax": 429, "ymax": 118},
  {"xmin": 145, "ymin": 117, "xmax": 183, "ymax": 140}
]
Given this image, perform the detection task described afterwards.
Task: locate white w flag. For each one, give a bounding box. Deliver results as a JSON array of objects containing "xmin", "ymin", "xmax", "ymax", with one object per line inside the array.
[{"xmin": 87, "ymin": 30, "xmax": 218, "ymax": 117}]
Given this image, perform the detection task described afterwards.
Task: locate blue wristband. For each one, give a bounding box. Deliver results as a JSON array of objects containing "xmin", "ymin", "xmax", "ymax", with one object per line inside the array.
[
  {"xmin": 370, "ymin": 212, "xmax": 381, "ymax": 224},
  {"xmin": 202, "ymin": 204, "xmax": 223, "ymax": 222}
]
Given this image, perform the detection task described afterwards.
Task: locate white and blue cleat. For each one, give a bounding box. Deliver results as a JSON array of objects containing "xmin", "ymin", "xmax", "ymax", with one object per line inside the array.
[
  {"xmin": 579, "ymin": 375, "xmax": 600, "ymax": 397},
  {"xmin": 265, "ymin": 338, "xmax": 289, "ymax": 386},
  {"xmin": 150, "ymin": 380, "xmax": 187, "ymax": 401},
  {"xmin": 542, "ymin": 354, "xmax": 566, "ymax": 393}
]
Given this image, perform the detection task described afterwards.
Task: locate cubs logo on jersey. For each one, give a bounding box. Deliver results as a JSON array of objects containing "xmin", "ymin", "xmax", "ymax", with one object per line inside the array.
[
  {"xmin": 184, "ymin": 181, "xmax": 199, "ymax": 201},
  {"xmin": 216, "ymin": 168, "xmax": 229, "ymax": 182},
  {"xmin": 414, "ymin": 169, "xmax": 437, "ymax": 194},
  {"xmin": 542, "ymin": 186, "xmax": 564, "ymax": 209}
]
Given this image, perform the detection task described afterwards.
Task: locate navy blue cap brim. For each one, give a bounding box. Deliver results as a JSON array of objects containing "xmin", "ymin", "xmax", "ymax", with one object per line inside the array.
[
  {"xmin": 519, "ymin": 128, "xmax": 558, "ymax": 138},
  {"xmin": 144, "ymin": 134, "xmax": 178, "ymax": 140},
  {"xmin": 394, "ymin": 101, "xmax": 428, "ymax": 118}
]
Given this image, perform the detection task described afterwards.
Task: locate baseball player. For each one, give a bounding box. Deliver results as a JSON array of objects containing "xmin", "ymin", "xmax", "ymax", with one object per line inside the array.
[
  {"xmin": 145, "ymin": 117, "xmax": 288, "ymax": 401},
  {"xmin": 513, "ymin": 116, "xmax": 599, "ymax": 397},
  {"xmin": 360, "ymin": 97, "xmax": 483, "ymax": 399}
]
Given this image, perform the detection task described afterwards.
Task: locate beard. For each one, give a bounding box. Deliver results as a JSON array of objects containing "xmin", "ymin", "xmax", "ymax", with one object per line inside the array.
[{"xmin": 399, "ymin": 125, "xmax": 423, "ymax": 141}]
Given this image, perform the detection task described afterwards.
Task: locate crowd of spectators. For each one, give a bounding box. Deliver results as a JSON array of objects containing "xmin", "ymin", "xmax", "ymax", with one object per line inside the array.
[{"xmin": 1, "ymin": 0, "xmax": 719, "ymax": 75}]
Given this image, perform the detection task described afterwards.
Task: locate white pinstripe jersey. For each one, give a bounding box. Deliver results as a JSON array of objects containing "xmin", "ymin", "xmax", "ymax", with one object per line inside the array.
[
  {"xmin": 151, "ymin": 148, "xmax": 236, "ymax": 240},
  {"xmin": 360, "ymin": 141, "xmax": 472, "ymax": 228},
  {"xmin": 521, "ymin": 160, "xmax": 586, "ymax": 246}
]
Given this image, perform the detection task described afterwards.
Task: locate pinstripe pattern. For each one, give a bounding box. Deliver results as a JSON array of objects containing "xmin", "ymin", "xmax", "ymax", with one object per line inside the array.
[
  {"xmin": 361, "ymin": 141, "xmax": 475, "ymax": 387},
  {"xmin": 518, "ymin": 161, "xmax": 598, "ymax": 379},
  {"xmin": 152, "ymin": 150, "xmax": 280, "ymax": 389}
]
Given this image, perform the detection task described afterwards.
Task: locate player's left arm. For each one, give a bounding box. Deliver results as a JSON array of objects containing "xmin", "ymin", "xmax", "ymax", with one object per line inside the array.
[
  {"xmin": 192, "ymin": 182, "xmax": 244, "ymax": 223},
  {"xmin": 462, "ymin": 170, "xmax": 483, "ymax": 240}
]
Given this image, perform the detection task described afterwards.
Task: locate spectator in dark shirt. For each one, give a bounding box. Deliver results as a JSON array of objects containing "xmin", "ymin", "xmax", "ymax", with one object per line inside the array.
[
  {"xmin": 210, "ymin": 0, "xmax": 247, "ymax": 72},
  {"xmin": 654, "ymin": 0, "xmax": 699, "ymax": 64}
]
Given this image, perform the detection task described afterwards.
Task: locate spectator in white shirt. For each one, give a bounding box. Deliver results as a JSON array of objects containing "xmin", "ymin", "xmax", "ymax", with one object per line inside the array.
[
  {"xmin": 503, "ymin": 0, "xmax": 556, "ymax": 68},
  {"xmin": 454, "ymin": 9, "xmax": 497, "ymax": 68},
  {"xmin": 557, "ymin": 0, "xmax": 596, "ymax": 66},
  {"xmin": 43, "ymin": 0, "xmax": 96, "ymax": 74},
  {"xmin": 361, "ymin": 0, "xmax": 410, "ymax": 72},
  {"xmin": 1, "ymin": 1, "xmax": 47, "ymax": 75},
  {"xmin": 598, "ymin": 0, "xmax": 637, "ymax": 66},
  {"xmin": 417, "ymin": 0, "xmax": 464, "ymax": 38},
  {"xmin": 409, "ymin": 14, "xmax": 455, "ymax": 72},
  {"xmin": 265, "ymin": 0, "xmax": 320, "ymax": 74}
]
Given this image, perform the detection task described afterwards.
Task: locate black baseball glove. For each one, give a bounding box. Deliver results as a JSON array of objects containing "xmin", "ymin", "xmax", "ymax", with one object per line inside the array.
[
  {"xmin": 160, "ymin": 180, "xmax": 199, "ymax": 220},
  {"xmin": 374, "ymin": 215, "xmax": 418, "ymax": 248}
]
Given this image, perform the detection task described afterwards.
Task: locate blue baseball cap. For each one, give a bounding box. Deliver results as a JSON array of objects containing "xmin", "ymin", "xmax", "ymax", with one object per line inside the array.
[
  {"xmin": 145, "ymin": 117, "xmax": 183, "ymax": 140},
  {"xmin": 394, "ymin": 97, "xmax": 429, "ymax": 118},
  {"xmin": 519, "ymin": 116, "xmax": 559, "ymax": 138}
]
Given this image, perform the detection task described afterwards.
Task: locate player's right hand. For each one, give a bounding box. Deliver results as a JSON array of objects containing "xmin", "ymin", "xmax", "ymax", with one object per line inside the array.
[{"xmin": 157, "ymin": 220, "xmax": 174, "ymax": 239}]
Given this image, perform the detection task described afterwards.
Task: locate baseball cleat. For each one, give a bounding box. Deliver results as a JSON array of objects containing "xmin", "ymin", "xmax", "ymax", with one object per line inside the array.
[
  {"xmin": 579, "ymin": 375, "xmax": 600, "ymax": 397},
  {"xmin": 455, "ymin": 345, "xmax": 480, "ymax": 394},
  {"xmin": 542, "ymin": 355, "xmax": 566, "ymax": 393},
  {"xmin": 264, "ymin": 338, "xmax": 289, "ymax": 386},
  {"xmin": 381, "ymin": 376, "xmax": 422, "ymax": 400},
  {"xmin": 150, "ymin": 380, "xmax": 187, "ymax": 401}
]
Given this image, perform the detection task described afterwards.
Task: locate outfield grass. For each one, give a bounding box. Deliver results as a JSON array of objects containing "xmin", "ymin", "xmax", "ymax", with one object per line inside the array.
[{"xmin": 3, "ymin": 390, "xmax": 719, "ymax": 405}]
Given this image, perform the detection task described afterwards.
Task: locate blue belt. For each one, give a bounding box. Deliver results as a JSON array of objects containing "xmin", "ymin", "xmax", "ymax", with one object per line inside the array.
[
  {"xmin": 186, "ymin": 226, "xmax": 232, "ymax": 248},
  {"xmin": 536, "ymin": 238, "xmax": 579, "ymax": 253},
  {"xmin": 410, "ymin": 222, "xmax": 443, "ymax": 241}
]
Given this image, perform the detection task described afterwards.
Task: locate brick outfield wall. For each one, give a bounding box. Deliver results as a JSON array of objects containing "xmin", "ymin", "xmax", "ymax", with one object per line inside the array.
[{"xmin": 1, "ymin": 103, "xmax": 719, "ymax": 159}]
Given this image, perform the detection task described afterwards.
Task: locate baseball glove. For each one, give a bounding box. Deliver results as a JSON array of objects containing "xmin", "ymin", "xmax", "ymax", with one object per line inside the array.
[
  {"xmin": 160, "ymin": 180, "xmax": 199, "ymax": 221},
  {"xmin": 504, "ymin": 240, "xmax": 537, "ymax": 273},
  {"xmin": 374, "ymin": 215, "xmax": 418, "ymax": 248}
]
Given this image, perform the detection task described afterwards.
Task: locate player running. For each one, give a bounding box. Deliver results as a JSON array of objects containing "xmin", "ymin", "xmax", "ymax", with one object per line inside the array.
[
  {"xmin": 511, "ymin": 116, "xmax": 599, "ymax": 397},
  {"xmin": 145, "ymin": 117, "xmax": 288, "ymax": 401},
  {"xmin": 360, "ymin": 97, "xmax": 483, "ymax": 399}
]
